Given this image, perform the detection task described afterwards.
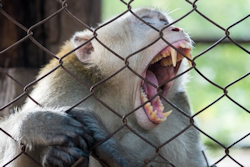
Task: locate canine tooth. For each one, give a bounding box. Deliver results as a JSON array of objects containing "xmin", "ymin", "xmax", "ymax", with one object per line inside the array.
[
  {"xmin": 163, "ymin": 110, "xmax": 172, "ymax": 118},
  {"xmin": 170, "ymin": 47, "xmax": 177, "ymax": 67}
]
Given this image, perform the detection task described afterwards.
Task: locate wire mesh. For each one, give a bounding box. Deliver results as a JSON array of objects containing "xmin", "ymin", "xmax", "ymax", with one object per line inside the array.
[{"xmin": 0, "ymin": 0, "xmax": 249, "ymax": 167}]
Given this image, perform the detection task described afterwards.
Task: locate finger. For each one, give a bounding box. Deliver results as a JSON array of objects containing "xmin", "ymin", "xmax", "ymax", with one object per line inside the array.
[{"xmin": 42, "ymin": 146, "xmax": 88, "ymax": 167}]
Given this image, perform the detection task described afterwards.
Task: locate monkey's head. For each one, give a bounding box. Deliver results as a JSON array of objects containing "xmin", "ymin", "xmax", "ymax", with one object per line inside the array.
[{"xmin": 71, "ymin": 8, "xmax": 192, "ymax": 130}]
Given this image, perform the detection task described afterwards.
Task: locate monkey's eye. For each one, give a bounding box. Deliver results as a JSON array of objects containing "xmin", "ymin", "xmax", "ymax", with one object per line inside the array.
[
  {"xmin": 140, "ymin": 16, "xmax": 168, "ymax": 26},
  {"xmin": 160, "ymin": 18, "xmax": 168, "ymax": 25},
  {"xmin": 141, "ymin": 16, "xmax": 151, "ymax": 24}
]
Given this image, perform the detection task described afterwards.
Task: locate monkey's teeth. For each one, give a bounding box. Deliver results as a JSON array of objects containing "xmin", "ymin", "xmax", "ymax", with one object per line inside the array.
[
  {"xmin": 145, "ymin": 102, "xmax": 151, "ymax": 107},
  {"xmin": 150, "ymin": 51, "xmax": 170, "ymax": 64},
  {"xmin": 145, "ymin": 102, "xmax": 153, "ymax": 111},
  {"xmin": 160, "ymin": 58, "xmax": 172, "ymax": 66},
  {"xmin": 151, "ymin": 110, "xmax": 157, "ymax": 119},
  {"xmin": 140, "ymin": 87, "xmax": 171, "ymax": 124},
  {"xmin": 163, "ymin": 51, "xmax": 170, "ymax": 58},
  {"xmin": 163, "ymin": 110, "xmax": 172, "ymax": 117},
  {"xmin": 150, "ymin": 41, "xmax": 192, "ymax": 67},
  {"xmin": 157, "ymin": 117, "xmax": 167, "ymax": 122},
  {"xmin": 159, "ymin": 106, "xmax": 164, "ymax": 112},
  {"xmin": 140, "ymin": 87, "xmax": 148, "ymax": 102},
  {"xmin": 170, "ymin": 47, "xmax": 177, "ymax": 67}
]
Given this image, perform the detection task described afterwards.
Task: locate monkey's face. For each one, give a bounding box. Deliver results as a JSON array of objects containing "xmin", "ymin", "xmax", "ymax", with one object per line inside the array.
[
  {"xmin": 126, "ymin": 9, "xmax": 193, "ymax": 130},
  {"xmin": 73, "ymin": 8, "xmax": 192, "ymax": 130}
]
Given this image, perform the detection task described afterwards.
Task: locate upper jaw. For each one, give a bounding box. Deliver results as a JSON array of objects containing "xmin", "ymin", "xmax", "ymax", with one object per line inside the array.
[
  {"xmin": 137, "ymin": 39, "xmax": 193, "ymax": 126},
  {"xmin": 150, "ymin": 39, "xmax": 193, "ymax": 67}
]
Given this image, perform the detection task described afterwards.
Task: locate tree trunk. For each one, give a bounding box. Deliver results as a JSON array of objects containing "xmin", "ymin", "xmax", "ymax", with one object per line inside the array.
[{"xmin": 0, "ymin": 0, "xmax": 101, "ymax": 116}]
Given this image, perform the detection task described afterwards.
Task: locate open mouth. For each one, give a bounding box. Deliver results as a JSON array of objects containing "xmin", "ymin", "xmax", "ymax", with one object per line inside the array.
[{"xmin": 140, "ymin": 40, "xmax": 192, "ymax": 124}]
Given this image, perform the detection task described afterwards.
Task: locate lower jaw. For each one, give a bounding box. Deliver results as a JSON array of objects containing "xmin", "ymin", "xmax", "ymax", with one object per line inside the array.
[
  {"xmin": 134, "ymin": 91, "xmax": 161, "ymax": 130},
  {"xmin": 134, "ymin": 108, "xmax": 159, "ymax": 130}
]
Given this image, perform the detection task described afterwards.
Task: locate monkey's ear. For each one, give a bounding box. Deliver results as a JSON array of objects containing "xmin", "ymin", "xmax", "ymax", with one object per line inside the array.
[{"xmin": 72, "ymin": 32, "xmax": 93, "ymax": 63}]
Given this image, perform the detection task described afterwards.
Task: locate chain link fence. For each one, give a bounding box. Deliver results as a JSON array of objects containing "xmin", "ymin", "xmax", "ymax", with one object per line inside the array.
[{"xmin": 0, "ymin": 0, "xmax": 250, "ymax": 166}]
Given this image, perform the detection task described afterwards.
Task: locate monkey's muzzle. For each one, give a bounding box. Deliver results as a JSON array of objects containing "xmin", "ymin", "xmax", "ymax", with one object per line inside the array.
[{"xmin": 140, "ymin": 40, "xmax": 192, "ymax": 124}]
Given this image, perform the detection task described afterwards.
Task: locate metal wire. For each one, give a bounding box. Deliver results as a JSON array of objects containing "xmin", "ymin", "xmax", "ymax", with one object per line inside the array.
[{"xmin": 0, "ymin": 0, "xmax": 249, "ymax": 167}]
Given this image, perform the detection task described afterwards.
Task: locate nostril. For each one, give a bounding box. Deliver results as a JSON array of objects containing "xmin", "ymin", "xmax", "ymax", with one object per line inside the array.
[{"xmin": 171, "ymin": 27, "xmax": 180, "ymax": 32}]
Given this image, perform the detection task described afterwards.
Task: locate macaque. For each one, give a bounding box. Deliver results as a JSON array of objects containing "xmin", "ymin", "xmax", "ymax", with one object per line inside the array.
[{"xmin": 0, "ymin": 8, "xmax": 207, "ymax": 167}]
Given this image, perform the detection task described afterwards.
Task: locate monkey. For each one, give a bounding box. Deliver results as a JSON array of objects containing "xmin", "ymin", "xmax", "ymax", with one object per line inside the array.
[{"xmin": 0, "ymin": 8, "xmax": 208, "ymax": 167}]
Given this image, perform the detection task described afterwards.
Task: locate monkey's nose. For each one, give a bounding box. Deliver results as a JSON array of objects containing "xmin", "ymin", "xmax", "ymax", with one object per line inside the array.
[{"xmin": 171, "ymin": 27, "xmax": 181, "ymax": 32}]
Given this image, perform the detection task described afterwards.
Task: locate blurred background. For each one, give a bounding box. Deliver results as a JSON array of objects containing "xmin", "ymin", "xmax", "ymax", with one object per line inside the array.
[{"xmin": 1, "ymin": 0, "xmax": 249, "ymax": 166}]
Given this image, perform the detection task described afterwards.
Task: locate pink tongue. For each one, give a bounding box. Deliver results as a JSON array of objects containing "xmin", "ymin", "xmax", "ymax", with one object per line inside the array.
[{"xmin": 145, "ymin": 71, "xmax": 159, "ymax": 104}]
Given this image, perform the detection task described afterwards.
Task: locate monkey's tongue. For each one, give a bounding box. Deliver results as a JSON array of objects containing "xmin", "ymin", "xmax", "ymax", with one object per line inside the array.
[
  {"xmin": 140, "ymin": 71, "xmax": 172, "ymax": 124},
  {"xmin": 144, "ymin": 71, "xmax": 159, "ymax": 103}
]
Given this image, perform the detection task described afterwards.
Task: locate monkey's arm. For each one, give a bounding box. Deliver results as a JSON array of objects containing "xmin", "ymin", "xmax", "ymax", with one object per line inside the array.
[{"xmin": 0, "ymin": 108, "xmax": 133, "ymax": 167}]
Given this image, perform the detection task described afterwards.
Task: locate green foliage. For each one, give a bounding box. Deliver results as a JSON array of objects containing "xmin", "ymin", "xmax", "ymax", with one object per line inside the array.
[{"xmin": 188, "ymin": 43, "xmax": 250, "ymax": 148}]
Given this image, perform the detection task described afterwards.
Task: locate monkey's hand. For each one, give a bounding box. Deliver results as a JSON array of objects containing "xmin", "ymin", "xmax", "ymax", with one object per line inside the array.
[
  {"xmin": 41, "ymin": 109, "xmax": 131, "ymax": 167},
  {"xmin": 68, "ymin": 109, "xmax": 131, "ymax": 167},
  {"xmin": 18, "ymin": 108, "xmax": 93, "ymax": 167}
]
